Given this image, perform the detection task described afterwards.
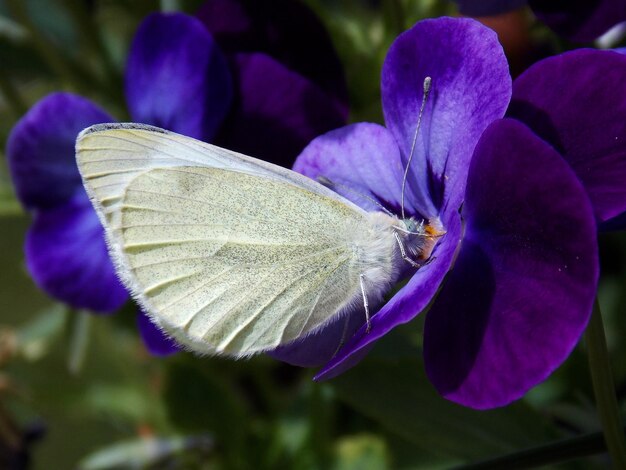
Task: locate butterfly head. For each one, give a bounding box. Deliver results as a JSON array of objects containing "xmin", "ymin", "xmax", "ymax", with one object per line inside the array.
[{"xmin": 399, "ymin": 217, "xmax": 445, "ymax": 262}]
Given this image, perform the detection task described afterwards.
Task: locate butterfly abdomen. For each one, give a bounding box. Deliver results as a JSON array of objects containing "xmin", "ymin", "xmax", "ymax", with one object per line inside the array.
[{"xmin": 347, "ymin": 212, "xmax": 404, "ymax": 305}]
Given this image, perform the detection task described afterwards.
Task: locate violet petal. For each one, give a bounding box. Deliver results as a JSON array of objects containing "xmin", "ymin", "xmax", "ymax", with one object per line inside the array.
[
  {"xmin": 25, "ymin": 191, "xmax": 128, "ymax": 313},
  {"xmin": 6, "ymin": 92, "xmax": 113, "ymax": 210},
  {"xmin": 382, "ymin": 17, "xmax": 511, "ymax": 218},
  {"xmin": 196, "ymin": 0, "xmax": 348, "ymax": 116},
  {"xmin": 293, "ymin": 123, "xmax": 421, "ymax": 216},
  {"xmin": 286, "ymin": 122, "xmax": 458, "ymax": 370},
  {"xmin": 424, "ymin": 119, "xmax": 598, "ymax": 409},
  {"xmin": 529, "ymin": 0, "xmax": 626, "ymax": 42},
  {"xmin": 269, "ymin": 309, "xmax": 365, "ymax": 367},
  {"xmin": 508, "ymin": 49, "xmax": 626, "ymax": 227},
  {"xmin": 125, "ymin": 12, "xmax": 232, "ymax": 141},
  {"xmin": 215, "ymin": 52, "xmax": 345, "ymax": 167},
  {"xmin": 137, "ymin": 310, "xmax": 180, "ymax": 356}
]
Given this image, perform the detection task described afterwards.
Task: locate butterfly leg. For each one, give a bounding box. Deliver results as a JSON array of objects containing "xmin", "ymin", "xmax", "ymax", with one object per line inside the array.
[
  {"xmin": 393, "ymin": 230, "xmax": 421, "ymax": 268},
  {"xmin": 359, "ymin": 273, "xmax": 371, "ymax": 333}
]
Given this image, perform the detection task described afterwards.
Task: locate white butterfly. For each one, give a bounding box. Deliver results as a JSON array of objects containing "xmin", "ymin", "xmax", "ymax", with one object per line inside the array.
[{"xmin": 76, "ymin": 123, "xmax": 436, "ymax": 357}]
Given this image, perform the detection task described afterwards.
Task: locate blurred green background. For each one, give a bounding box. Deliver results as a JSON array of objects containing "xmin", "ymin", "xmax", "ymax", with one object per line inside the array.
[{"xmin": 1, "ymin": 1, "xmax": 626, "ymax": 468}]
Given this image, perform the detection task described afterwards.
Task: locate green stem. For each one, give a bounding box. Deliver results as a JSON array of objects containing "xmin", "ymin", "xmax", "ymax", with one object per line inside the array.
[
  {"xmin": 6, "ymin": 0, "xmax": 77, "ymax": 87},
  {"xmin": 6, "ymin": 0, "xmax": 100, "ymax": 93},
  {"xmin": 68, "ymin": 311, "xmax": 91, "ymax": 375},
  {"xmin": 585, "ymin": 298, "xmax": 626, "ymax": 468},
  {"xmin": 63, "ymin": 0, "xmax": 122, "ymax": 96},
  {"xmin": 308, "ymin": 383, "xmax": 333, "ymax": 468},
  {"xmin": 0, "ymin": 75, "xmax": 27, "ymax": 118},
  {"xmin": 456, "ymin": 299, "xmax": 626, "ymax": 470},
  {"xmin": 386, "ymin": 0, "xmax": 406, "ymax": 36},
  {"xmin": 0, "ymin": 403, "xmax": 20, "ymax": 451},
  {"xmin": 0, "ymin": 199, "xmax": 23, "ymax": 217},
  {"xmin": 160, "ymin": 0, "xmax": 181, "ymax": 12},
  {"xmin": 453, "ymin": 428, "xmax": 622, "ymax": 470}
]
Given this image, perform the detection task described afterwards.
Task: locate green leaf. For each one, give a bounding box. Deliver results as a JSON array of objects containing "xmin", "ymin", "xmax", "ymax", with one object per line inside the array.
[
  {"xmin": 164, "ymin": 360, "xmax": 248, "ymax": 467},
  {"xmin": 0, "ymin": 183, "xmax": 20, "ymax": 216},
  {"xmin": 0, "ymin": 216, "xmax": 56, "ymax": 324},
  {"xmin": 333, "ymin": 434, "xmax": 389, "ymax": 470},
  {"xmin": 15, "ymin": 304, "xmax": 67, "ymax": 360},
  {"xmin": 78, "ymin": 435, "xmax": 214, "ymax": 470},
  {"xmin": 79, "ymin": 384, "xmax": 157, "ymax": 424},
  {"xmin": 331, "ymin": 332, "xmax": 557, "ymax": 463},
  {"xmin": 67, "ymin": 310, "xmax": 91, "ymax": 374}
]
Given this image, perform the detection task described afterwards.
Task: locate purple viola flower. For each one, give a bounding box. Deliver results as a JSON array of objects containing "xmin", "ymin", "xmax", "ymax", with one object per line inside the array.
[
  {"xmin": 507, "ymin": 48, "xmax": 626, "ymax": 229},
  {"xmin": 453, "ymin": 0, "xmax": 626, "ymax": 43},
  {"xmin": 197, "ymin": 0, "xmax": 348, "ymax": 165},
  {"xmin": 274, "ymin": 17, "xmax": 602, "ymax": 409},
  {"xmin": 7, "ymin": 13, "xmax": 231, "ymax": 316},
  {"xmin": 7, "ymin": 9, "xmax": 346, "ymax": 355},
  {"xmin": 125, "ymin": 13, "xmax": 232, "ymax": 142},
  {"xmin": 529, "ymin": 0, "xmax": 626, "ymax": 42},
  {"xmin": 7, "ymin": 94, "xmax": 129, "ymax": 314},
  {"xmin": 196, "ymin": 0, "xmax": 348, "ymax": 117},
  {"xmin": 137, "ymin": 310, "xmax": 180, "ymax": 357}
]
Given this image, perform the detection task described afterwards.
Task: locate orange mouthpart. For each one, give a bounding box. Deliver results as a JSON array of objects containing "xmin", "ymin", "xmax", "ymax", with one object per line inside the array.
[
  {"xmin": 424, "ymin": 224, "xmax": 446, "ymax": 238},
  {"xmin": 419, "ymin": 221, "xmax": 447, "ymax": 260}
]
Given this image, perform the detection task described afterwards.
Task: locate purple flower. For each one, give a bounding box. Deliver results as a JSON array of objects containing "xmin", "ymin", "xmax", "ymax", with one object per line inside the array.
[
  {"xmin": 197, "ymin": 0, "xmax": 348, "ymax": 164},
  {"xmin": 453, "ymin": 0, "xmax": 626, "ymax": 43},
  {"xmin": 508, "ymin": 48, "xmax": 626, "ymax": 230},
  {"xmin": 7, "ymin": 94, "xmax": 130, "ymax": 314},
  {"xmin": 196, "ymin": 0, "xmax": 348, "ymax": 116},
  {"xmin": 529, "ymin": 0, "xmax": 626, "ymax": 42},
  {"xmin": 136, "ymin": 310, "xmax": 180, "ymax": 357},
  {"xmin": 275, "ymin": 17, "xmax": 606, "ymax": 409},
  {"xmin": 6, "ymin": 8, "xmax": 346, "ymax": 354}
]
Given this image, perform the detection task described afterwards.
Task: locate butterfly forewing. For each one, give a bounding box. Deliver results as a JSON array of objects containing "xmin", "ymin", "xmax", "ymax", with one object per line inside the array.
[{"xmin": 77, "ymin": 123, "xmax": 358, "ymax": 230}]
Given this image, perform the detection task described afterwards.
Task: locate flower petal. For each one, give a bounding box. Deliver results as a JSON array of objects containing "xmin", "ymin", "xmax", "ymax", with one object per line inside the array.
[
  {"xmin": 382, "ymin": 17, "xmax": 511, "ymax": 218},
  {"xmin": 424, "ymin": 119, "xmax": 598, "ymax": 409},
  {"xmin": 269, "ymin": 309, "xmax": 365, "ymax": 367},
  {"xmin": 293, "ymin": 123, "xmax": 423, "ymax": 216},
  {"xmin": 215, "ymin": 53, "xmax": 346, "ymax": 167},
  {"xmin": 25, "ymin": 191, "xmax": 128, "ymax": 312},
  {"xmin": 315, "ymin": 210, "xmax": 462, "ymax": 381},
  {"xmin": 529, "ymin": 0, "xmax": 626, "ymax": 42},
  {"xmin": 137, "ymin": 310, "xmax": 180, "ymax": 356},
  {"xmin": 196, "ymin": 0, "xmax": 348, "ymax": 117},
  {"xmin": 6, "ymin": 93, "xmax": 113, "ymax": 210},
  {"xmin": 508, "ymin": 49, "xmax": 626, "ymax": 226},
  {"xmin": 290, "ymin": 121, "xmax": 460, "ymax": 375},
  {"xmin": 125, "ymin": 12, "xmax": 232, "ymax": 141}
]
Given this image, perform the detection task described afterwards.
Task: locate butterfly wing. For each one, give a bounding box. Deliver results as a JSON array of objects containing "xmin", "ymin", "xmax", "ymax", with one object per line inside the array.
[
  {"xmin": 77, "ymin": 124, "xmax": 370, "ymax": 355},
  {"xmin": 76, "ymin": 123, "xmax": 357, "ymax": 230}
]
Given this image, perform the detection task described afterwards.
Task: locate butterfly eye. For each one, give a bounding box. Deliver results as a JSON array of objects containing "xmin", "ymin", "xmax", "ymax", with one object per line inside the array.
[{"xmin": 403, "ymin": 219, "xmax": 417, "ymax": 233}]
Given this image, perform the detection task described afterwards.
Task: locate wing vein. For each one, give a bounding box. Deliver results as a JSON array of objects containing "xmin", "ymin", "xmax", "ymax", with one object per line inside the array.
[{"xmin": 159, "ymin": 265, "xmax": 231, "ymax": 312}]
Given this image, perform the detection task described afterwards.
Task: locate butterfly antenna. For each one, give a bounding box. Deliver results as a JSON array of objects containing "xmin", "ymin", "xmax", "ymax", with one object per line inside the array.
[
  {"xmin": 318, "ymin": 176, "xmax": 394, "ymax": 216},
  {"xmin": 401, "ymin": 76, "xmax": 432, "ymax": 220}
]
